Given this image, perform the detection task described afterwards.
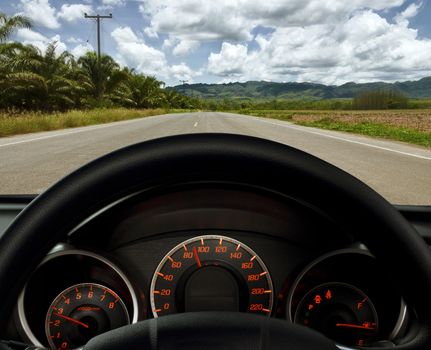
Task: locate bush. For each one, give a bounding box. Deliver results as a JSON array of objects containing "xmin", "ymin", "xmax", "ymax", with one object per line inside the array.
[{"xmin": 353, "ymin": 90, "xmax": 408, "ymax": 110}]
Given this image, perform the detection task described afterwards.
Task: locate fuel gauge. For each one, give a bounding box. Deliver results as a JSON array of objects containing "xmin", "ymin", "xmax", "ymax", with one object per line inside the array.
[{"xmin": 294, "ymin": 282, "xmax": 378, "ymax": 347}]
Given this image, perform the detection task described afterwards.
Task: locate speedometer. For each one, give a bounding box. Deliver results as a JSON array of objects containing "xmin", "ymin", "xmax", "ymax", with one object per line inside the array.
[{"xmin": 150, "ymin": 235, "xmax": 273, "ymax": 317}]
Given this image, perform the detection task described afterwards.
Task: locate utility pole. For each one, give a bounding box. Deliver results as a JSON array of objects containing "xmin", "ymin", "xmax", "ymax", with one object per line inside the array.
[
  {"xmin": 84, "ymin": 13, "xmax": 112, "ymax": 100},
  {"xmin": 179, "ymin": 80, "xmax": 188, "ymax": 95},
  {"xmin": 84, "ymin": 13, "xmax": 112, "ymax": 59}
]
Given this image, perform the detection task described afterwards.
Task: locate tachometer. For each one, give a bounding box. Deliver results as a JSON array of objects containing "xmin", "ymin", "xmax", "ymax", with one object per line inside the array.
[
  {"xmin": 150, "ymin": 235, "xmax": 273, "ymax": 317},
  {"xmin": 45, "ymin": 283, "xmax": 129, "ymax": 350}
]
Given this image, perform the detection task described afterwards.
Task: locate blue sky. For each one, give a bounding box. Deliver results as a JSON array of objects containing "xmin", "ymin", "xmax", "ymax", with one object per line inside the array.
[{"xmin": 1, "ymin": 0, "xmax": 431, "ymax": 86}]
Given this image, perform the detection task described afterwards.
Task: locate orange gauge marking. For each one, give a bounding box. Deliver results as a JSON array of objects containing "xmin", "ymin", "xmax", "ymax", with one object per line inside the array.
[
  {"xmin": 54, "ymin": 313, "xmax": 89, "ymax": 329},
  {"xmin": 335, "ymin": 323, "xmax": 376, "ymax": 330},
  {"xmin": 151, "ymin": 236, "xmax": 274, "ymax": 319}
]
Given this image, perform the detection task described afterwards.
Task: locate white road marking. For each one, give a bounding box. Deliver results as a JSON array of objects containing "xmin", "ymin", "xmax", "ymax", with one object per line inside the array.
[
  {"xmin": 0, "ymin": 114, "xmax": 169, "ymax": 148},
  {"xmin": 193, "ymin": 122, "xmax": 198, "ymax": 127},
  {"xmin": 246, "ymin": 116, "xmax": 431, "ymax": 161}
]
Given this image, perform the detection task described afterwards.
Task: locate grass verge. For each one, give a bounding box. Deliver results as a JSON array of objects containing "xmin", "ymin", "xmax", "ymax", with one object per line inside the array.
[
  {"xmin": 236, "ymin": 109, "xmax": 431, "ymax": 148},
  {"xmin": 0, "ymin": 108, "xmax": 169, "ymax": 138},
  {"xmin": 297, "ymin": 118, "xmax": 431, "ymax": 148}
]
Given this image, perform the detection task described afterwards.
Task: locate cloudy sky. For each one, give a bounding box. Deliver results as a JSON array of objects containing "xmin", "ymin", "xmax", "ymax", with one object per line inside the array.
[{"xmin": 2, "ymin": 0, "xmax": 431, "ymax": 86}]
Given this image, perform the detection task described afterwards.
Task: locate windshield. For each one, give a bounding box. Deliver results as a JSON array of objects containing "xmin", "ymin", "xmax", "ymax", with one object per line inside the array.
[{"xmin": 0, "ymin": 0, "xmax": 430, "ymax": 205}]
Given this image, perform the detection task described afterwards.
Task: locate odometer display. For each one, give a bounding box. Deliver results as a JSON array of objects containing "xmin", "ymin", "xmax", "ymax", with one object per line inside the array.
[{"xmin": 150, "ymin": 235, "xmax": 273, "ymax": 317}]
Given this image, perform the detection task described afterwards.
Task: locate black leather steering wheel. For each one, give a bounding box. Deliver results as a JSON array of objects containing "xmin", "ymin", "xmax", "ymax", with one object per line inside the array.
[{"xmin": 0, "ymin": 133, "xmax": 431, "ymax": 350}]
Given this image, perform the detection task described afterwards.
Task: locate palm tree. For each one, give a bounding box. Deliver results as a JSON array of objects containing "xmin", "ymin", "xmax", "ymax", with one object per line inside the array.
[
  {"xmin": 1, "ymin": 43, "xmax": 82, "ymax": 110},
  {"xmin": 77, "ymin": 52, "xmax": 133, "ymax": 106},
  {"xmin": 128, "ymin": 73, "xmax": 166, "ymax": 108},
  {"xmin": 0, "ymin": 12, "xmax": 32, "ymax": 43}
]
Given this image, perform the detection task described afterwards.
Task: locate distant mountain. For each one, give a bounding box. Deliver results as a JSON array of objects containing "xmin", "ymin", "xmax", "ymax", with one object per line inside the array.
[{"xmin": 171, "ymin": 77, "xmax": 431, "ymax": 100}]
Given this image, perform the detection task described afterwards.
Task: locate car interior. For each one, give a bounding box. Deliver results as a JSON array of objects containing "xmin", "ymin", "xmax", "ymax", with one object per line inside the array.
[{"xmin": 0, "ymin": 133, "xmax": 431, "ymax": 350}]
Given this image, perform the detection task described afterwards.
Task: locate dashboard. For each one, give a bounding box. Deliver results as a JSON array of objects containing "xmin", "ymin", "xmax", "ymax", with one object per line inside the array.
[{"xmin": 1, "ymin": 184, "xmax": 430, "ymax": 349}]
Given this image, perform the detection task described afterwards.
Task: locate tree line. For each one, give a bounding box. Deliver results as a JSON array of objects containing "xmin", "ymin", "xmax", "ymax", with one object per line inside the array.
[{"xmin": 0, "ymin": 12, "xmax": 202, "ymax": 112}]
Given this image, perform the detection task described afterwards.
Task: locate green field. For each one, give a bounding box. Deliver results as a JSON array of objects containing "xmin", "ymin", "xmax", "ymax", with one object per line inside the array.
[{"xmin": 237, "ymin": 109, "xmax": 431, "ymax": 148}]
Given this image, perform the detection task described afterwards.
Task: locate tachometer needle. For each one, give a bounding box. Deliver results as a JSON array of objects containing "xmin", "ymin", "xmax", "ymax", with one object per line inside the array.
[
  {"xmin": 54, "ymin": 313, "xmax": 89, "ymax": 329},
  {"xmin": 335, "ymin": 323, "xmax": 376, "ymax": 330},
  {"xmin": 193, "ymin": 246, "xmax": 202, "ymax": 268}
]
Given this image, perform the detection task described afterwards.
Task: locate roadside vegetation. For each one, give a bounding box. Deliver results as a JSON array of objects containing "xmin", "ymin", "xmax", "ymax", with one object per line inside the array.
[
  {"xmin": 0, "ymin": 109, "xmax": 168, "ymax": 137},
  {"xmin": 0, "ymin": 13, "xmax": 202, "ymax": 112},
  {"xmin": 237, "ymin": 110, "xmax": 431, "ymax": 148}
]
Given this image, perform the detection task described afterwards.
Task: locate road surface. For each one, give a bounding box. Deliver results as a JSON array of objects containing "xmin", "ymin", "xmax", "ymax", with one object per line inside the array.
[{"xmin": 1, "ymin": 112, "xmax": 430, "ymax": 205}]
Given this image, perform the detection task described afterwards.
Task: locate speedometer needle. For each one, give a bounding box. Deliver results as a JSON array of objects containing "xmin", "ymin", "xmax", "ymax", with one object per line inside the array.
[
  {"xmin": 193, "ymin": 246, "xmax": 202, "ymax": 268},
  {"xmin": 54, "ymin": 313, "xmax": 89, "ymax": 329},
  {"xmin": 335, "ymin": 323, "xmax": 376, "ymax": 330}
]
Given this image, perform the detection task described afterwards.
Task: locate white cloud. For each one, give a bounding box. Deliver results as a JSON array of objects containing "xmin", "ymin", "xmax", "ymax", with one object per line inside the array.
[
  {"xmin": 206, "ymin": 9, "xmax": 431, "ymax": 84},
  {"xmin": 57, "ymin": 4, "xmax": 92, "ymax": 23},
  {"xmin": 71, "ymin": 43, "xmax": 93, "ymax": 58},
  {"xmin": 395, "ymin": 2, "xmax": 422, "ymax": 24},
  {"xmin": 102, "ymin": 0, "xmax": 124, "ymax": 6},
  {"xmin": 170, "ymin": 62, "xmax": 201, "ymax": 83},
  {"xmin": 140, "ymin": 0, "xmax": 408, "ymax": 45},
  {"xmin": 111, "ymin": 26, "xmax": 168, "ymax": 77},
  {"xmin": 66, "ymin": 36, "xmax": 84, "ymax": 44},
  {"xmin": 19, "ymin": 0, "xmax": 60, "ymax": 29},
  {"xmin": 140, "ymin": 0, "xmax": 254, "ymax": 42},
  {"xmin": 173, "ymin": 40, "xmax": 199, "ymax": 56},
  {"xmin": 110, "ymin": 27, "xmax": 201, "ymax": 84},
  {"xmin": 112, "ymin": 26, "xmax": 140, "ymax": 43},
  {"xmin": 144, "ymin": 26, "xmax": 158, "ymax": 39},
  {"xmin": 208, "ymin": 43, "xmax": 249, "ymax": 77},
  {"xmin": 16, "ymin": 29, "xmax": 67, "ymax": 55},
  {"xmin": 16, "ymin": 28, "xmax": 47, "ymax": 42}
]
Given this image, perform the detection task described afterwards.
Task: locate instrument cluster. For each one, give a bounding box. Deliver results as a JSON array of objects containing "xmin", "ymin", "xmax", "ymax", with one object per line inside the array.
[
  {"xmin": 14, "ymin": 186, "xmax": 408, "ymax": 349},
  {"xmin": 16, "ymin": 242, "xmax": 406, "ymax": 350}
]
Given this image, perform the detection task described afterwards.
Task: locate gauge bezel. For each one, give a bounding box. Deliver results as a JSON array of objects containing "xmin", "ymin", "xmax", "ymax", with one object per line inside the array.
[
  {"xmin": 286, "ymin": 248, "xmax": 407, "ymax": 343},
  {"xmin": 150, "ymin": 234, "xmax": 274, "ymax": 318},
  {"xmin": 17, "ymin": 248, "xmax": 140, "ymax": 347},
  {"xmin": 294, "ymin": 281, "xmax": 379, "ymax": 346},
  {"xmin": 45, "ymin": 282, "xmax": 130, "ymax": 350}
]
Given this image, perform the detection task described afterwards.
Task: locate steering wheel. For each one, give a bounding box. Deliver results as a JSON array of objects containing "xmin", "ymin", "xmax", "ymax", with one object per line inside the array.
[{"xmin": 0, "ymin": 134, "xmax": 431, "ymax": 350}]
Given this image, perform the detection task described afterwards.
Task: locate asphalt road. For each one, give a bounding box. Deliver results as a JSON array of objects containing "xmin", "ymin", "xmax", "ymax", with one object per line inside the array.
[{"xmin": 1, "ymin": 112, "xmax": 430, "ymax": 205}]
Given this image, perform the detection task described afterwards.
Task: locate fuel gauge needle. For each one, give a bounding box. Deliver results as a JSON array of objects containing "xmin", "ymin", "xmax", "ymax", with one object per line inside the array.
[
  {"xmin": 335, "ymin": 323, "xmax": 376, "ymax": 330},
  {"xmin": 54, "ymin": 313, "xmax": 89, "ymax": 329},
  {"xmin": 193, "ymin": 246, "xmax": 202, "ymax": 268}
]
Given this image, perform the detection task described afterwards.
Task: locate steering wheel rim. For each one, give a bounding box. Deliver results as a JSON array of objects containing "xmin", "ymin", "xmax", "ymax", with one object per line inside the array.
[{"xmin": 0, "ymin": 133, "xmax": 430, "ymax": 349}]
